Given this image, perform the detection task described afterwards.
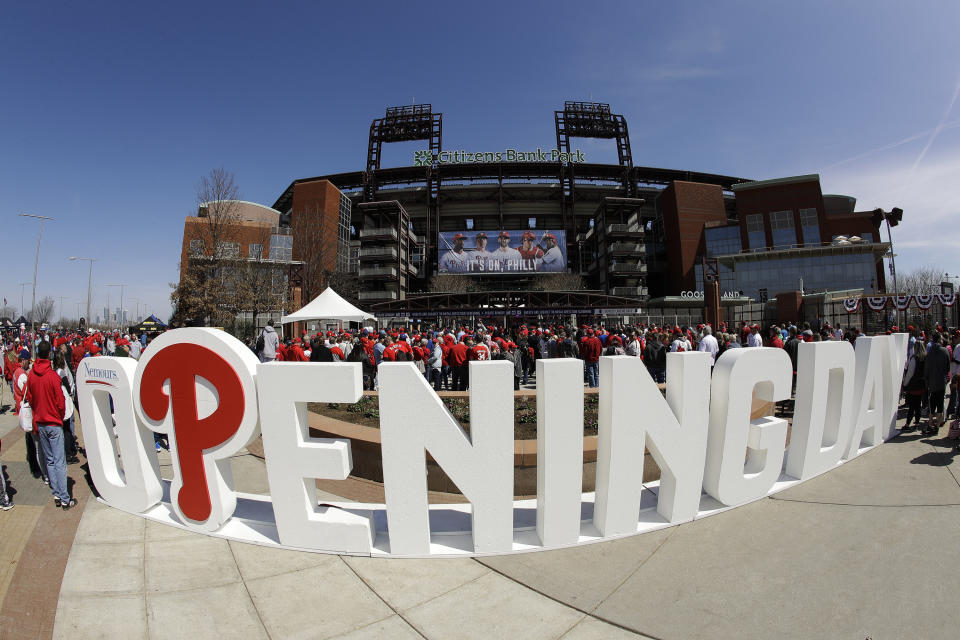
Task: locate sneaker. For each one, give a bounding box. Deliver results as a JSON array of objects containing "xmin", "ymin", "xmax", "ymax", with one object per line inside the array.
[
  {"xmin": 42, "ymin": 477, "xmax": 49, "ymax": 485},
  {"xmin": 156, "ymin": 442, "xmax": 162, "ymax": 452},
  {"xmin": 61, "ymin": 498, "xmax": 78, "ymax": 511},
  {"xmin": 66, "ymin": 456, "xmax": 80, "ymax": 464},
  {"xmin": 54, "ymin": 498, "xmax": 62, "ymax": 508},
  {"xmin": 1, "ymin": 502, "xmax": 13, "ymax": 511}
]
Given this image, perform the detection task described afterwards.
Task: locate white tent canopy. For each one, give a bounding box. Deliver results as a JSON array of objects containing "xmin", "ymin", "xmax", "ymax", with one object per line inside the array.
[{"xmin": 280, "ymin": 288, "xmax": 375, "ymax": 324}]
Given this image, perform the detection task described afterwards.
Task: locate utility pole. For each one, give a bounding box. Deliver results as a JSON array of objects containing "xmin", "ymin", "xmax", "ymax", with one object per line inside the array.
[
  {"xmin": 58, "ymin": 295, "xmax": 66, "ymax": 325},
  {"xmin": 18, "ymin": 213, "xmax": 54, "ymax": 340}
]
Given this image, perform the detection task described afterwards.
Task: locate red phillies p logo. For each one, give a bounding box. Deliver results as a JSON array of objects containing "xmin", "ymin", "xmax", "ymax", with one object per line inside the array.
[{"xmin": 134, "ymin": 328, "xmax": 261, "ymax": 530}]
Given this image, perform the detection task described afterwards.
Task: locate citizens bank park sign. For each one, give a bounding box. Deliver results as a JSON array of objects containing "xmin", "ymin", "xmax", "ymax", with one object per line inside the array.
[{"xmin": 78, "ymin": 328, "xmax": 907, "ymax": 557}]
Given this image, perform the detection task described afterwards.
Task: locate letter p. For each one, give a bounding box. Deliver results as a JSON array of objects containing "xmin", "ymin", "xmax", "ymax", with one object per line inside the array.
[{"xmin": 134, "ymin": 328, "xmax": 260, "ymax": 531}]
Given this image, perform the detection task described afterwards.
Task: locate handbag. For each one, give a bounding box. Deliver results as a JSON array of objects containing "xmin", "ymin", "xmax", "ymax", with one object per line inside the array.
[
  {"xmin": 19, "ymin": 402, "xmax": 33, "ymax": 433},
  {"xmin": 62, "ymin": 385, "xmax": 74, "ymax": 421},
  {"xmin": 948, "ymin": 419, "xmax": 960, "ymax": 440}
]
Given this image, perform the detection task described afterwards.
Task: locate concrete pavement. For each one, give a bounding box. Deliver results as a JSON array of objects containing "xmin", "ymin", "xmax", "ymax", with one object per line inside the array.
[{"xmin": 3, "ymin": 405, "xmax": 960, "ymax": 639}]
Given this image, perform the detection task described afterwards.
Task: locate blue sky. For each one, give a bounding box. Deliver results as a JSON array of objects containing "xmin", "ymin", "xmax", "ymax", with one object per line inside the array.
[{"xmin": 3, "ymin": 2, "xmax": 959, "ymax": 322}]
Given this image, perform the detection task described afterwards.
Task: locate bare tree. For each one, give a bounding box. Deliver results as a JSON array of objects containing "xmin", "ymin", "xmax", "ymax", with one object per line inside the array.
[
  {"xmin": 171, "ymin": 168, "xmax": 244, "ymax": 326},
  {"xmin": 0, "ymin": 302, "xmax": 15, "ymax": 319},
  {"xmin": 27, "ymin": 296, "xmax": 56, "ymax": 324},
  {"xmin": 898, "ymin": 265, "xmax": 946, "ymax": 295},
  {"xmin": 295, "ymin": 203, "xmax": 340, "ymax": 303},
  {"xmin": 532, "ymin": 273, "xmax": 587, "ymax": 291},
  {"xmin": 430, "ymin": 274, "xmax": 474, "ymax": 293}
]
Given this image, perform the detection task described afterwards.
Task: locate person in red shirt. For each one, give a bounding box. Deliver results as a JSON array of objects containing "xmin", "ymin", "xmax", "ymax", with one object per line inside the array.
[
  {"xmin": 287, "ymin": 339, "xmax": 308, "ymax": 362},
  {"xmin": 382, "ymin": 337, "xmax": 403, "ymax": 362},
  {"xmin": 26, "ymin": 341, "xmax": 75, "ymax": 509},
  {"xmin": 469, "ymin": 340, "xmax": 490, "ymax": 362},
  {"xmin": 768, "ymin": 326, "xmax": 784, "ymax": 349},
  {"xmin": 580, "ymin": 331, "xmax": 603, "ymax": 388},
  {"xmin": 450, "ymin": 337, "xmax": 469, "ymax": 390}
]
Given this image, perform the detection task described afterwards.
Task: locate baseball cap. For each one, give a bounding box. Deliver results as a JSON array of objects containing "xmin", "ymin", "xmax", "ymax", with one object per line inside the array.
[
  {"xmin": 543, "ymin": 233, "xmax": 557, "ymax": 241},
  {"xmin": 453, "ymin": 233, "xmax": 466, "ymax": 241},
  {"xmin": 498, "ymin": 231, "xmax": 510, "ymax": 239},
  {"xmin": 521, "ymin": 231, "xmax": 535, "ymax": 240}
]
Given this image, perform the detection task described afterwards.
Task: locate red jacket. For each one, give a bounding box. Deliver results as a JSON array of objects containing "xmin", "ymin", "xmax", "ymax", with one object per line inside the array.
[
  {"xmin": 580, "ymin": 337, "xmax": 603, "ymax": 363},
  {"xmin": 12, "ymin": 365, "xmax": 27, "ymax": 413},
  {"xmin": 71, "ymin": 344, "xmax": 85, "ymax": 370},
  {"xmin": 25, "ymin": 358, "xmax": 65, "ymax": 428},
  {"xmin": 449, "ymin": 343, "xmax": 469, "ymax": 367}
]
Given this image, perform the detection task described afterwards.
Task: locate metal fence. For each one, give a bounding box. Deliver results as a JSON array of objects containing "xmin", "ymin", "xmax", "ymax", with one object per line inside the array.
[{"xmin": 812, "ymin": 299, "xmax": 960, "ymax": 334}]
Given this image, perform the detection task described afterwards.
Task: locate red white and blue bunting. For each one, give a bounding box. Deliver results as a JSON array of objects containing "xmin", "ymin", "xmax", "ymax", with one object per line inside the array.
[{"xmin": 842, "ymin": 294, "xmax": 954, "ymax": 312}]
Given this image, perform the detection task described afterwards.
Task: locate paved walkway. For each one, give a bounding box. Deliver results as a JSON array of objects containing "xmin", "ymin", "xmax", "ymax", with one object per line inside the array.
[{"xmin": 3, "ymin": 406, "xmax": 960, "ymax": 639}]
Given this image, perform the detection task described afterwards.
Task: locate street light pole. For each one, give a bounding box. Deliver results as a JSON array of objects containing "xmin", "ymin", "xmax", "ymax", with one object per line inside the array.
[
  {"xmin": 19, "ymin": 213, "xmax": 54, "ymax": 339},
  {"xmin": 873, "ymin": 208, "xmax": 903, "ymax": 328},
  {"xmin": 69, "ymin": 256, "xmax": 97, "ymax": 326}
]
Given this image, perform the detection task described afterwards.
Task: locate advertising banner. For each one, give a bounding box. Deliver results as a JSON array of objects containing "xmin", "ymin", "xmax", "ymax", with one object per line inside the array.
[{"xmin": 437, "ymin": 229, "xmax": 566, "ymax": 275}]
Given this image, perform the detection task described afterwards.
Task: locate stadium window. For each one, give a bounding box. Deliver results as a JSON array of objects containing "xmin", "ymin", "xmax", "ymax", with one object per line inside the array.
[
  {"xmin": 189, "ymin": 239, "xmax": 203, "ymax": 257},
  {"xmin": 528, "ymin": 217, "xmax": 536, "ymax": 228},
  {"xmin": 249, "ymin": 243, "xmax": 263, "ymax": 260},
  {"xmin": 465, "ymin": 218, "xmax": 474, "ymax": 230}
]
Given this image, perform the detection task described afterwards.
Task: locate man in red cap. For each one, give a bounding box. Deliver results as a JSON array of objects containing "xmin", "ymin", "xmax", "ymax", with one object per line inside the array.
[
  {"xmin": 580, "ymin": 330, "xmax": 602, "ymax": 388},
  {"xmin": 518, "ymin": 231, "xmax": 544, "ymax": 265},
  {"xmin": 540, "ymin": 233, "xmax": 563, "ymax": 272},
  {"xmin": 450, "ymin": 336, "xmax": 469, "ymax": 390},
  {"xmin": 488, "ymin": 231, "xmax": 520, "ymax": 272}
]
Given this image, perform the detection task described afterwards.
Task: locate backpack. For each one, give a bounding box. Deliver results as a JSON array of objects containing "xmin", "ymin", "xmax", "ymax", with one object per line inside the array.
[{"xmin": 255, "ymin": 332, "xmax": 265, "ymax": 353}]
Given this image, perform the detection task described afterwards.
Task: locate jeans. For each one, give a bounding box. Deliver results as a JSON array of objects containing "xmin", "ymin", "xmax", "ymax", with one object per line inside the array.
[
  {"xmin": 428, "ymin": 368, "xmax": 442, "ymax": 391},
  {"xmin": 38, "ymin": 424, "xmax": 69, "ymax": 502},
  {"xmin": 441, "ymin": 365, "xmax": 451, "ymax": 390},
  {"xmin": 453, "ymin": 365, "xmax": 469, "ymax": 391},
  {"xmin": 586, "ymin": 361, "xmax": 599, "ymax": 388},
  {"xmin": 0, "ymin": 462, "xmax": 10, "ymax": 506}
]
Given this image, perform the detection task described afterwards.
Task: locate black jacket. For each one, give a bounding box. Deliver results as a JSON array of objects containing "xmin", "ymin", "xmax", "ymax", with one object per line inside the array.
[{"xmin": 925, "ymin": 344, "xmax": 950, "ymax": 391}]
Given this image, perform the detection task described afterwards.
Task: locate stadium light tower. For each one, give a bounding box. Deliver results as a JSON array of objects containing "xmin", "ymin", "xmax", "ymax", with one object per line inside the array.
[{"xmin": 70, "ymin": 256, "xmax": 97, "ymax": 326}]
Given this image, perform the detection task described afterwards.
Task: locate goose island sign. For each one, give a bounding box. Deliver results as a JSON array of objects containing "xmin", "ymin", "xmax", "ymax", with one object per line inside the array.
[{"xmin": 78, "ymin": 328, "xmax": 907, "ymax": 557}]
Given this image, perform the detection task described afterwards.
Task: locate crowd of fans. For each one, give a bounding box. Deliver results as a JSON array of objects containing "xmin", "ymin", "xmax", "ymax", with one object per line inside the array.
[
  {"xmin": 1, "ymin": 326, "xmax": 156, "ymax": 511},
  {"xmin": 1, "ymin": 317, "xmax": 957, "ymax": 513}
]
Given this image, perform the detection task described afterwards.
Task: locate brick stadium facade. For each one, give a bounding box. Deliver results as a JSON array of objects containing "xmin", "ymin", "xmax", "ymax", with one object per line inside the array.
[{"xmin": 269, "ymin": 102, "xmax": 895, "ymax": 318}]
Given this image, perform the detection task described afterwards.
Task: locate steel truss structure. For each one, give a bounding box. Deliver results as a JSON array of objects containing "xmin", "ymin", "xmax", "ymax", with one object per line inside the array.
[
  {"xmin": 368, "ymin": 289, "xmax": 642, "ymax": 316},
  {"xmin": 555, "ymin": 102, "xmax": 634, "ymax": 228}
]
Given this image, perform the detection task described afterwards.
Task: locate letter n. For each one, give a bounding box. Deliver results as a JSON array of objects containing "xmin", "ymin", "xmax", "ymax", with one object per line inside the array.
[
  {"xmin": 379, "ymin": 361, "xmax": 514, "ymax": 554},
  {"xmin": 593, "ymin": 353, "xmax": 710, "ymax": 536}
]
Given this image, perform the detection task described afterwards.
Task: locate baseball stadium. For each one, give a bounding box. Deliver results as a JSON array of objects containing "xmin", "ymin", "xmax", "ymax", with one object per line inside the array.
[{"xmin": 266, "ymin": 101, "xmax": 894, "ymax": 324}]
